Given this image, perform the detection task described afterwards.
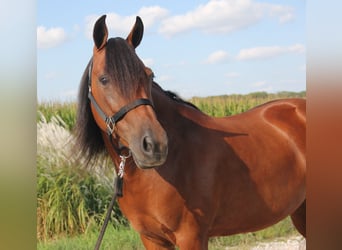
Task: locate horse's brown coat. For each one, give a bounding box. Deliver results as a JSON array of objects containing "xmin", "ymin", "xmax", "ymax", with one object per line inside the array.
[
  {"xmin": 111, "ymin": 93, "xmax": 305, "ymax": 247},
  {"xmin": 76, "ymin": 15, "xmax": 306, "ymax": 249}
]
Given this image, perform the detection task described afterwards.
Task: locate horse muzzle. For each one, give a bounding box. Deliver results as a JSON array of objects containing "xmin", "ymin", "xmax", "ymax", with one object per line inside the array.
[{"xmin": 132, "ymin": 131, "xmax": 168, "ymax": 169}]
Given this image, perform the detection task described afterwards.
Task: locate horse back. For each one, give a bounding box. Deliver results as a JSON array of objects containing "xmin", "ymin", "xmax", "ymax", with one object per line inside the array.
[
  {"xmin": 259, "ymin": 98, "xmax": 306, "ymax": 156},
  {"xmin": 219, "ymin": 98, "xmax": 306, "ymax": 154},
  {"xmin": 206, "ymin": 98, "xmax": 306, "ymax": 235}
]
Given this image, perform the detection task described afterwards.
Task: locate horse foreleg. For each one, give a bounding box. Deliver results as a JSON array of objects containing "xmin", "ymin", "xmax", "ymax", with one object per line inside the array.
[
  {"xmin": 290, "ymin": 199, "xmax": 306, "ymax": 238},
  {"xmin": 140, "ymin": 234, "xmax": 176, "ymax": 250},
  {"xmin": 177, "ymin": 234, "xmax": 209, "ymax": 250}
]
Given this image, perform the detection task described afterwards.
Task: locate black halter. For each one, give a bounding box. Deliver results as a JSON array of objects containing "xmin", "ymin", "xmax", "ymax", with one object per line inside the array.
[{"xmin": 87, "ymin": 60, "xmax": 153, "ymax": 138}]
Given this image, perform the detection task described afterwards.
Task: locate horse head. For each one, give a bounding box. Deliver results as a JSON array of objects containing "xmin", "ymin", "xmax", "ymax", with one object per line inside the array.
[{"xmin": 88, "ymin": 15, "xmax": 168, "ymax": 169}]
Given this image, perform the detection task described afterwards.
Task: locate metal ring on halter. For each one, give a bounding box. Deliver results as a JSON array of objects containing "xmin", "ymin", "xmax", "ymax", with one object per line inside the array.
[{"xmin": 120, "ymin": 149, "xmax": 131, "ymax": 159}]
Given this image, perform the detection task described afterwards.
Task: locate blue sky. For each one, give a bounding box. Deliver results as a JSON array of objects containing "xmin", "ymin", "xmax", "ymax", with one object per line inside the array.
[{"xmin": 37, "ymin": 0, "xmax": 305, "ymax": 101}]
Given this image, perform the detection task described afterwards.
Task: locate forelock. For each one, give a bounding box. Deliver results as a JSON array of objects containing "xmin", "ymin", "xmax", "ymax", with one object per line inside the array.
[{"xmin": 105, "ymin": 38, "xmax": 146, "ymax": 97}]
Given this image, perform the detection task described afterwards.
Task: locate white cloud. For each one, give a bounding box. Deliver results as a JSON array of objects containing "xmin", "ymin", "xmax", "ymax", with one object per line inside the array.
[
  {"xmin": 85, "ymin": 6, "xmax": 168, "ymax": 39},
  {"xmin": 83, "ymin": 1, "xmax": 295, "ymax": 39},
  {"xmin": 204, "ymin": 50, "xmax": 229, "ymax": 64},
  {"xmin": 267, "ymin": 4, "xmax": 294, "ymax": 23},
  {"xmin": 237, "ymin": 46, "xmax": 285, "ymax": 60},
  {"xmin": 159, "ymin": 0, "xmax": 294, "ymax": 37},
  {"xmin": 137, "ymin": 6, "xmax": 169, "ymax": 28},
  {"xmin": 37, "ymin": 26, "xmax": 67, "ymax": 49},
  {"xmin": 236, "ymin": 44, "xmax": 305, "ymax": 61}
]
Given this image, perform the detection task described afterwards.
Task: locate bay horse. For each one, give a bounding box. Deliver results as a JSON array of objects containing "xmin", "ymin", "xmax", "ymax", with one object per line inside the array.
[{"xmin": 75, "ymin": 15, "xmax": 306, "ymax": 249}]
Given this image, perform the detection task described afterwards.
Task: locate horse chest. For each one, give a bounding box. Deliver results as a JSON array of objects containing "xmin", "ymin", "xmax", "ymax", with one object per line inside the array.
[{"xmin": 118, "ymin": 179, "xmax": 185, "ymax": 234}]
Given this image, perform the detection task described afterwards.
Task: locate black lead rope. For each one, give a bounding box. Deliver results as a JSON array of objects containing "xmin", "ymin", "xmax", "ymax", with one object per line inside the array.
[
  {"xmin": 94, "ymin": 176, "xmax": 121, "ymax": 250},
  {"xmin": 94, "ymin": 151, "xmax": 129, "ymax": 250}
]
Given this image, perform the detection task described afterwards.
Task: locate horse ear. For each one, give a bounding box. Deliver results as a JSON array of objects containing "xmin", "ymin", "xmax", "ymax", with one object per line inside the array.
[
  {"xmin": 126, "ymin": 16, "xmax": 144, "ymax": 49},
  {"xmin": 93, "ymin": 15, "xmax": 108, "ymax": 50}
]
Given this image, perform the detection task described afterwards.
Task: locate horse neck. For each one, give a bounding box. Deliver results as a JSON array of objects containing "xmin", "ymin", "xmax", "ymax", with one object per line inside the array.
[
  {"xmin": 102, "ymin": 84, "xmax": 208, "ymax": 177},
  {"xmin": 151, "ymin": 83, "xmax": 210, "ymax": 135}
]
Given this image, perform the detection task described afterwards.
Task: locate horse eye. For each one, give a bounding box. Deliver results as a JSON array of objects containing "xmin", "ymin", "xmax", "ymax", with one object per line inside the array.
[{"xmin": 99, "ymin": 75, "xmax": 109, "ymax": 85}]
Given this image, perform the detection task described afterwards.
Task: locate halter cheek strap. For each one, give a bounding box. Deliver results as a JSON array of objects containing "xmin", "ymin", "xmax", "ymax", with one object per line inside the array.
[
  {"xmin": 88, "ymin": 87, "xmax": 152, "ymax": 136},
  {"xmin": 87, "ymin": 60, "xmax": 153, "ymax": 136}
]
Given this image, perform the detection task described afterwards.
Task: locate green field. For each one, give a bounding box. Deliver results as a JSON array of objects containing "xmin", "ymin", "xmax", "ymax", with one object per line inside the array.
[{"xmin": 37, "ymin": 91, "xmax": 305, "ymax": 249}]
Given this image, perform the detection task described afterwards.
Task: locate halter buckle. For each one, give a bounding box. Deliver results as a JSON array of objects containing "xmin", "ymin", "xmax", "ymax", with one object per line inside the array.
[{"xmin": 105, "ymin": 118, "xmax": 116, "ymax": 135}]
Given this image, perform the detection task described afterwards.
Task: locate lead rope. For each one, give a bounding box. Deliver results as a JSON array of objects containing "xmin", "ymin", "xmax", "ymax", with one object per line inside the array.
[{"xmin": 94, "ymin": 152, "xmax": 131, "ymax": 250}]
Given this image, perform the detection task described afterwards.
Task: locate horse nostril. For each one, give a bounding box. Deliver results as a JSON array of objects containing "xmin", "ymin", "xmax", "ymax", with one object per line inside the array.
[{"xmin": 142, "ymin": 136, "xmax": 154, "ymax": 155}]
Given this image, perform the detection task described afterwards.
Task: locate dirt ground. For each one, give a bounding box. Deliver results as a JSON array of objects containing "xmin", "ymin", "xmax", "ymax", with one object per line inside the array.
[{"xmin": 226, "ymin": 236, "xmax": 306, "ymax": 250}]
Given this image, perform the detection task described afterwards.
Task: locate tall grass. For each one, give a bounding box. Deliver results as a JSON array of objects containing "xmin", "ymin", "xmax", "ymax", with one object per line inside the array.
[
  {"xmin": 37, "ymin": 101, "xmax": 77, "ymax": 130},
  {"xmin": 37, "ymin": 112, "xmax": 126, "ymax": 242}
]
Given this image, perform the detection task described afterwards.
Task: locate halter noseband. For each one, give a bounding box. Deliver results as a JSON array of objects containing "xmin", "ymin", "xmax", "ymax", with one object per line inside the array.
[{"xmin": 87, "ymin": 60, "xmax": 154, "ymax": 137}]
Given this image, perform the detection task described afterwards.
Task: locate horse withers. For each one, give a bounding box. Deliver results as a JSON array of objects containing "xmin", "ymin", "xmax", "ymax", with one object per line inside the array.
[{"xmin": 75, "ymin": 15, "xmax": 306, "ymax": 249}]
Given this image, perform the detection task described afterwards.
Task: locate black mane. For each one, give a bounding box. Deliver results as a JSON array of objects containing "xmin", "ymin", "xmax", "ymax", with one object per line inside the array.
[
  {"xmin": 163, "ymin": 90, "xmax": 200, "ymax": 110},
  {"xmin": 153, "ymin": 82, "xmax": 200, "ymax": 110},
  {"xmin": 74, "ymin": 60, "xmax": 106, "ymax": 165}
]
